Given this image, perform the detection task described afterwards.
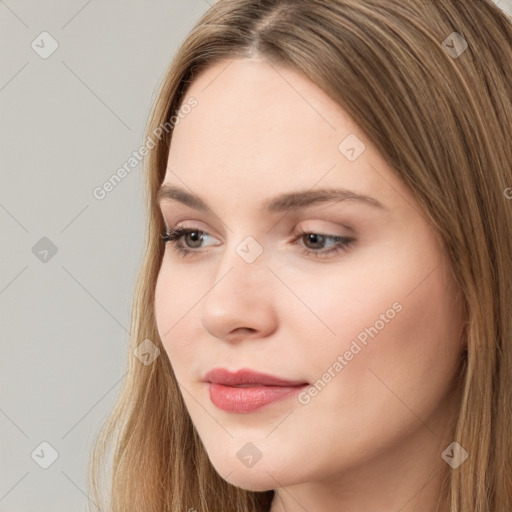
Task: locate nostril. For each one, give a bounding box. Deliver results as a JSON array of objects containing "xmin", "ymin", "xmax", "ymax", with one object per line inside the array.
[{"xmin": 232, "ymin": 327, "xmax": 256, "ymax": 335}]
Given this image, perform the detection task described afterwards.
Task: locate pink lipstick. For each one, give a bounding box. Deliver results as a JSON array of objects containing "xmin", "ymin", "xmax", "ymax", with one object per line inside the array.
[{"xmin": 203, "ymin": 368, "xmax": 309, "ymax": 413}]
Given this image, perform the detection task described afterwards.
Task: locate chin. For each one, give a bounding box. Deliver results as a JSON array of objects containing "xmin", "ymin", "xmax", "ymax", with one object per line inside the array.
[
  {"xmin": 223, "ymin": 472, "xmax": 276, "ymax": 492},
  {"xmin": 209, "ymin": 458, "xmax": 278, "ymax": 492}
]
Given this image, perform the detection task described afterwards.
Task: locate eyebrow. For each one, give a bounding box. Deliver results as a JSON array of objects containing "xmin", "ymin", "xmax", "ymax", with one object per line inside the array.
[{"xmin": 156, "ymin": 184, "xmax": 388, "ymax": 213}]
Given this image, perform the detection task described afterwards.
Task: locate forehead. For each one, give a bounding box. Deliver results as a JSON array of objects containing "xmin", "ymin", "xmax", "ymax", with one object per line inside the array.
[
  {"xmin": 170, "ymin": 57, "xmax": 355, "ymax": 156},
  {"xmin": 163, "ymin": 58, "xmax": 409, "ymax": 215}
]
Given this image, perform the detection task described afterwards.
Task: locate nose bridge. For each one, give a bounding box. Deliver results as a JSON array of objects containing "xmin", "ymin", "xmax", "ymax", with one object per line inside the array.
[
  {"xmin": 200, "ymin": 233, "xmax": 275, "ymax": 339},
  {"xmin": 209, "ymin": 233, "xmax": 268, "ymax": 299}
]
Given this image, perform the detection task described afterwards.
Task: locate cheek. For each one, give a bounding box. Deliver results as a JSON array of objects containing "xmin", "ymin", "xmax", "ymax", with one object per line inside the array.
[
  {"xmin": 154, "ymin": 259, "xmax": 204, "ymax": 374},
  {"xmin": 281, "ymin": 238, "xmax": 464, "ymax": 406},
  {"xmin": 258, "ymin": 259, "xmax": 463, "ymax": 482},
  {"xmin": 368, "ymin": 261, "xmax": 464, "ymax": 396}
]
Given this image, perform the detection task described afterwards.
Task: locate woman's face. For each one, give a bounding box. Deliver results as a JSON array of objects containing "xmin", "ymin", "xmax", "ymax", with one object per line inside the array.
[{"xmin": 154, "ymin": 57, "xmax": 465, "ymax": 495}]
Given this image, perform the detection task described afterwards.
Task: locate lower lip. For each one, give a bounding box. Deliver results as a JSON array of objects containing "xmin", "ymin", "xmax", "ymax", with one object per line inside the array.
[{"xmin": 208, "ymin": 383, "xmax": 308, "ymax": 413}]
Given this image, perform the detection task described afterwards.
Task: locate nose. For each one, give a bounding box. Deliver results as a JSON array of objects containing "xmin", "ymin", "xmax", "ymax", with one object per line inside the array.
[{"xmin": 200, "ymin": 247, "xmax": 278, "ymax": 343}]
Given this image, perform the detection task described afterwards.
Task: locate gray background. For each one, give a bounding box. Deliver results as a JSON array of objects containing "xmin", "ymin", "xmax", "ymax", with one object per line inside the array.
[
  {"xmin": 0, "ymin": 1, "xmax": 211, "ymax": 511},
  {"xmin": 1, "ymin": 0, "xmax": 511, "ymax": 510}
]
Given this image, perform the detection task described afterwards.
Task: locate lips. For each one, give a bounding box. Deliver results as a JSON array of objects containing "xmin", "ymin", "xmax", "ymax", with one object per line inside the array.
[
  {"xmin": 203, "ymin": 368, "xmax": 309, "ymax": 413},
  {"xmin": 203, "ymin": 368, "xmax": 308, "ymax": 387}
]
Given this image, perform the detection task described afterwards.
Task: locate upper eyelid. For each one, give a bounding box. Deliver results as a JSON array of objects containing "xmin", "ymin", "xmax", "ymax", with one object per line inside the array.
[
  {"xmin": 164, "ymin": 225, "xmax": 350, "ymax": 243},
  {"xmin": 165, "ymin": 226, "xmax": 221, "ymax": 245},
  {"xmin": 157, "ymin": 197, "xmax": 387, "ymax": 232},
  {"xmin": 161, "ymin": 211, "xmax": 355, "ymax": 233}
]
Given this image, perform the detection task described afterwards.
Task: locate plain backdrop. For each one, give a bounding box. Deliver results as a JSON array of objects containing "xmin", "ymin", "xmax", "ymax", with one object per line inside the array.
[
  {"xmin": 0, "ymin": 1, "xmax": 211, "ymax": 511},
  {"xmin": 1, "ymin": 0, "xmax": 511, "ymax": 511}
]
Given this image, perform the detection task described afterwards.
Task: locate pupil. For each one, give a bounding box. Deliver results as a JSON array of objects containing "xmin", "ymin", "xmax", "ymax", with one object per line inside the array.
[
  {"xmin": 306, "ymin": 233, "xmax": 324, "ymax": 249},
  {"xmin": 187, "ymin": 231, "xmax": 202, "ymax": 247}
]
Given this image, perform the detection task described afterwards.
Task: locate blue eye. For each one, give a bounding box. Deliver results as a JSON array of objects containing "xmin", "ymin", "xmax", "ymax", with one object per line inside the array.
[{"xmin": 161, "ymin": 226, "xmax": 355, "ymax": 259}]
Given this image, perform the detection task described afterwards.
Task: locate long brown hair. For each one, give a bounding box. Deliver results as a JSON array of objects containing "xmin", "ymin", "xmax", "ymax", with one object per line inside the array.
[{"xmin": 87, "ymin": 1, "xmax": 512, "ymax": 510}]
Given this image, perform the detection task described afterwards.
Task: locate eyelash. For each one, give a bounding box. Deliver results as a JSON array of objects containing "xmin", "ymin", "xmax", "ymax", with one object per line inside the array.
[{"xmin": 160, "ymin": 226, "xmax": 355, "ymax": 259}]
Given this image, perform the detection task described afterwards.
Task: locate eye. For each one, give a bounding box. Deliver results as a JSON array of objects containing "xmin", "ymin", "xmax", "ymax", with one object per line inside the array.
[
  {"xmin": 293, "ymin": 229, "xmax": 355, "ymax": 259},
  {"xmin": 160, "ymin": 225, "xmax": 356, "ymax": 260},
  {"xmin": 160, "ymin": 225, "xmax": 218, "ymax": 257}
]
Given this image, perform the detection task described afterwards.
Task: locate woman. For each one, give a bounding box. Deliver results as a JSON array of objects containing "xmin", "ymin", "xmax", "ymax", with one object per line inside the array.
[{"xmin": 87, "ymin": 1, "xmax": 512, "ymax": 511}]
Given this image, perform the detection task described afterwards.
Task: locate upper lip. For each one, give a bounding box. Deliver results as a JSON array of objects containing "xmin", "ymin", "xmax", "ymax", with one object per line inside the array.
[{"xmin": 203, "ymin": 368, "xmax": 309, "ymax": 387}]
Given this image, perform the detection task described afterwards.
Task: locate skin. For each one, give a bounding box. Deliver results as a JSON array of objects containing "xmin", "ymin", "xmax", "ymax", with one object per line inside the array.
[{"xmin": 154, "ymin": 57, "xmax": 466, "ymax": 512}]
